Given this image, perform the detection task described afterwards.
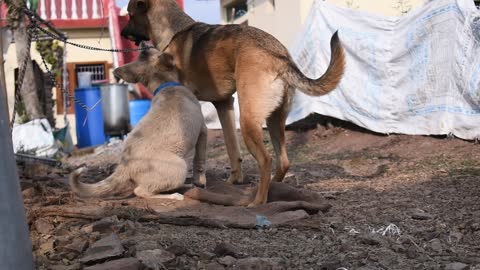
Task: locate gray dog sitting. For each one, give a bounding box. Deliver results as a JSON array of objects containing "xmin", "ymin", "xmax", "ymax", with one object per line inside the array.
[{"xmin": 69, "ymin": 47, "xmax": 207, "ymax": 200}]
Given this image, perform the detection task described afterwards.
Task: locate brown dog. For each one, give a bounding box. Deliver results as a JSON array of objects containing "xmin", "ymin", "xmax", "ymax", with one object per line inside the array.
[
  {"xmin": 121, "ymin": 0, "xmax": 345, "ymax": 206},
  {"xmin": 69, "ymin": 48, "xmax": 207, "ymax": 200}
]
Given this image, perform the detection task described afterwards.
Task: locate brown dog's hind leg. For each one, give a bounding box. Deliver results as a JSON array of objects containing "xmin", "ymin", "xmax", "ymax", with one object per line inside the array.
[
  {"xmin": 213, "ymin": 97, "xmax": 244, "ymax": 184},
  {"xmin": 240, "ymin": 118, "xmax": 272, "ymax": 207},
  {"xmin": 267, "ymin": 89, "xmax": 295, "ymax": 182},
  {"xmin": 267, "ymin": 95, "xmax": 291, "ymax": 183}
]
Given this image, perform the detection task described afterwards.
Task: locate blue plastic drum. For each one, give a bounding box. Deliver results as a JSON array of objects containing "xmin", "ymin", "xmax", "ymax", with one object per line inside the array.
[
  {"xmin": 129, "ymin": 99, "xmax": 152, "ymax": 127},
  {"xmin": 74, "ymin": 87, "xmax": 106, "ymax": 148}
]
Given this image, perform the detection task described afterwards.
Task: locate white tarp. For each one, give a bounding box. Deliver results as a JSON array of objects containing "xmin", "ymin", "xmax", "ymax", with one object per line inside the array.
[{"xmin": 201, "ymin": 0, "xmax": 480, "ymax": 140}]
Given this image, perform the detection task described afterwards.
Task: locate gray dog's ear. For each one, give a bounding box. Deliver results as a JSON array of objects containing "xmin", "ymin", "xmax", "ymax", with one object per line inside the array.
[
  {"xmin": 139, "ymin": 41, "xmax": 148, "ymax": 49},
  {"xmin": 159, "ymin": 53, "xmax": 175, "ymax": 69}
]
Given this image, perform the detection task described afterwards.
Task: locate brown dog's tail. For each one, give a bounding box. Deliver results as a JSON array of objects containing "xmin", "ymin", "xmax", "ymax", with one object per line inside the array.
[
  {"xmin": 284, "ymin": 31, "xmax": 345, "ymax": 96},
  {"xmin": 69, "ymin": 167, "xmax": 133, "ymax": 199}
]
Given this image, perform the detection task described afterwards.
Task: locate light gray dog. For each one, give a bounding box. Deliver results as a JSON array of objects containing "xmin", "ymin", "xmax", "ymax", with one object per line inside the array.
[{"xmin": 70, "ymin": 48, "xmax": 207, "ymax": 200}]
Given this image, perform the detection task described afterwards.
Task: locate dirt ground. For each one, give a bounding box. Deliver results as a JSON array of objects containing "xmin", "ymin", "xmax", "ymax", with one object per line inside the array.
[{"xmin": 19, "ymin": 116, "xmax": 480, "ymax": 270}]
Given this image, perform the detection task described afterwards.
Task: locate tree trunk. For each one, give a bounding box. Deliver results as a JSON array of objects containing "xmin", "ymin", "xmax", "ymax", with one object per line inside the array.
[{"xmin": 13, "ymin": 18, "xmax": 44, "ymax": 120}]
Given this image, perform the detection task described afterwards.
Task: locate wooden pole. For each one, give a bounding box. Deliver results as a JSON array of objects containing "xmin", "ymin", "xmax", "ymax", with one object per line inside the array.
[
  {"xmin": 0, "ymin": 52, "xmax": 34, "ymax": 269},
  {"xmin": 0, "ymin": 7, "xmax": 9, "ymax": 115}
]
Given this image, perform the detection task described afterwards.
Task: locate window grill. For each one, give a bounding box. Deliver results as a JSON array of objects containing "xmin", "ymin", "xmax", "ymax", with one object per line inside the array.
[{"xmin": 75, "ymin": 63, "xmax": 107, "ymax": 82}]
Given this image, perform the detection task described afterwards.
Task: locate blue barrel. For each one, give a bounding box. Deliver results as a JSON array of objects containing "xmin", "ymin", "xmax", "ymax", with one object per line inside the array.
[
  {"xmin": 129, "ymin": 99, "xmax": 151, "ymax": 127},
  {"xmin": 74, "ymin": 87, "xmax": 106, "ymax": 148}
]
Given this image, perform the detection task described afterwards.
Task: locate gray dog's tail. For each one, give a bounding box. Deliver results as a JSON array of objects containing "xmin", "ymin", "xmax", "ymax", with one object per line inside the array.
[
  {"xmin": 284, "ymin": 31, "xmax": 345, "ymax": 96},
  {"xmin": 69, "ymin": 167, "xmax": 134, "ymax": 199}
]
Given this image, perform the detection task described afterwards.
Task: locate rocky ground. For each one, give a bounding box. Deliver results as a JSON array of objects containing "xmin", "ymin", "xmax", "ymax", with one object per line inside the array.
[{"xmin": 18, "ymin": 116, "xmax": 480, "ymax": 270}]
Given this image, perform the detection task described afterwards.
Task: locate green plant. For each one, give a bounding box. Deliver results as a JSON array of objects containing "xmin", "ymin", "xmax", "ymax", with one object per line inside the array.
[{"xmin": 35, "ymin": 39, "xmax": 64, "ymax": 79}]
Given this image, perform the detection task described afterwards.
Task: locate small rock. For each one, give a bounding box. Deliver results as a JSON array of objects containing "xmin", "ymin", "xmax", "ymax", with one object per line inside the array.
[
  {"xmin": 22, "ymin": 187, "xmax": 36, "ymax": 199},
  {"xmin": 55, "ymin": 236, "xmax": 73, "ymax": 250},
  {"xmin": 63, "ymin": 238, "xmax": 89, "ymax": 254},
  {"xmin": 38, "ymin": 240, "xmax": 54, "ymax": 255},
  {"xmin": 359, "ymin": 234, "xmax": 381, "ymax": 246},
  {"xmin": 200, "ymin": 251, "xmax": 216, "ymax": 261},
  {"xmin": 233, "ymin": 257, "xmax": 285, "ymax": 270},
  {"xmin": 429, "ymin": 239, "xmax": 443, "ymax": 253},
  {"xmin": 84, "ymin": 258, "xmax": 142, "ymax": 270},
  {"xmin": 356, "ymin": 266, "xmax": 379, "ymax": 270},
  {"xmin": 213, "ymin": 242, "xmax": 239, "ymax": 258},
  {"xmin": 166, "ymin": 244, "xmax": 188, "ymax": 256},
  {"xmin": 445, "ymin": 262, "xmax": 469, "ymax": 270},
  {"xmin": 50, "ymin": 263, "xmax": 81, "ymax": 270},
  {"xmin": 390, "ymin": 243, "xmax": 406, "ymax": 253},
  {"xmin": 119, "ymin": 220, "xmax": 137, "ymax": 234},
  {"xmin": 80, "ymin": 233, "xmax": 125, "ymax": 264},
  {"xmin": 35, "ymin": 218, "xmax": 54, "ymax": 234},
  {"xmin": 68, "ymin": 252, "xmax": 80, "ymax": 260},
  {"xmin": 90, "ymin": 216, "xmax": 120, "ymax": 233},
  {"xmin": 83, "ymin": 224, "xmax": 94, "ymax": 234},
  {"xmin": 48, "ymin": 252, "xmax": 68, "ymax": 261},
  {"xmin": 218, "ymin": 256, "xmax": 237, "ymax": 266},
  {"xmin": 411, "ymin": 211, "xmax": 434, "ymax": 220},
  {"xmin": 121, "ymin": 239, "xmax": 136, "ymax": 248},
  {"xmin": 135, "ymin": 249, "xmax": 175, "ymax": 268},
  {"xmin": 135, "ymin": 240, "xmax": 160, "ymax": 251},
  {"xmin": 318, "ymin": 258, "xmax": 342, "ymax": 270},
  {"xmin": 204, "ymin": 262, "xmax": 226, "ymax": 270},
  {"xmin": 406, "ymin": 247, "xmax": 418, "ymax": 259}
]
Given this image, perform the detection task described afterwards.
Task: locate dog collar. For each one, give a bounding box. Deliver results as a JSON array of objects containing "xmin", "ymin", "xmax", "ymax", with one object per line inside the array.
[{"xmin": 153, "ymin": 82, "xmax": 182, "ymax": 96}]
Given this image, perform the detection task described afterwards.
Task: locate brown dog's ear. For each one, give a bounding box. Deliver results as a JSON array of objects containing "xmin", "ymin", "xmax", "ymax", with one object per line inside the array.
[
  {"xmin": 134, "ymin": 0, "xmax": 148, "ymax": 13},
  {"xmin": 158, "ymin": 53, "xmax": 175, "ymax": 69}
]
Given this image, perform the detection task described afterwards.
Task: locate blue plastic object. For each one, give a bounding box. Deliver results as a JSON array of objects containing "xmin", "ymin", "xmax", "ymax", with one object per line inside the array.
[
  {"xmin": 129, "ymin": 99, "xmax": 151, "ymax": 127},
  {"xmin": 74, "ymin": 87, "xmax": 106, "ymax": 148},
  {"xmin": 255, "ymin": 215, "xmax": 272, "ymax": 229}
]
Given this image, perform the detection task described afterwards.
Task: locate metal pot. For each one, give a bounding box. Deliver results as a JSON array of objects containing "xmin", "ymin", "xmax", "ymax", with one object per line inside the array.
[{"xmin": 100, "ymin": 84, "xmax": 130, "ymax": 136}]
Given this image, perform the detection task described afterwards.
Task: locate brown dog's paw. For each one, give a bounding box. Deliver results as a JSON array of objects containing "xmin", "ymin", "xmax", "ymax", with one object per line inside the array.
[
  {"xmin": 183, "ymin": 188, "xmax": 201, "ymax": 199},
  {"xmin": 227, "ymin": 174, "xmax": 244, "ymax": 185}
]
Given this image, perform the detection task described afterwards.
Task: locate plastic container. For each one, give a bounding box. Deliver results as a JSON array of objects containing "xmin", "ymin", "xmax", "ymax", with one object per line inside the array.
[
  {"xmin": 74, "ymin": 87, "xmax": 106, "ymax": 148},
  {"xmin": 77, "ymin": 72, "xmax": 92, "ymax": 88},
  {"xmin": 129, "ymin": 99, "xmax": 152, "ymax": 127}
]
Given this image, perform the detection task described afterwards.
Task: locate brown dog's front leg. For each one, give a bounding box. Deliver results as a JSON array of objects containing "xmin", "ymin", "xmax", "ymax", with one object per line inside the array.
[{"xmin": 213, "ymin": 97, "xmax": 243, "ymax": 184}]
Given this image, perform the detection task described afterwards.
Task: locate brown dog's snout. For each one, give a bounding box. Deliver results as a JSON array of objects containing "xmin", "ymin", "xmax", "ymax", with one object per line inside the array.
[
  {"xmin": 120, "ymin": 26, "xmax": 133, "ymax": 40},
  {"xmin": 121, "ymin": 23, "xmax": 150, "ymax": 45}
]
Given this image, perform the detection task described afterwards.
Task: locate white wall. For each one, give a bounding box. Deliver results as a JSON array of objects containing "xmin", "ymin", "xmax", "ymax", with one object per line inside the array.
[{"xmin": 222, "ymin": 0, "xmax": 428, "ymax": 48}]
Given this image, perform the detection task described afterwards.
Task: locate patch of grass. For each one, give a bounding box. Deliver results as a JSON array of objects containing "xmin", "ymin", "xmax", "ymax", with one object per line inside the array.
[
  {"xmin": 320, "ymin": 149, "xmax": 400, "ymax": 162},
  {"xmin": 450, "ymin": 158, "xmax": 480, "ymax": 177}
]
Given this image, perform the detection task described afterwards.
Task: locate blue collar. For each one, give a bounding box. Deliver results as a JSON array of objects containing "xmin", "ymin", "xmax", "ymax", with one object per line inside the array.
[{"xmin": 153, "ymin": 82, "xmax": 182, "ymax": 96}]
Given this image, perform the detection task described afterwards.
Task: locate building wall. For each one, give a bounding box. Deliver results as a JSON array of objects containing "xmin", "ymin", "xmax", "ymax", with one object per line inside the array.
[
  {"xmin": 221, "ymin": 0, "xmax": 427, "ymax": 48},
  {"xmin": 325, "ymin": 0, "xmax": 427, "ymax": 17},
  {"xmin": 4, "ymin": 28, "xmax": 113, "ymax": 143}
]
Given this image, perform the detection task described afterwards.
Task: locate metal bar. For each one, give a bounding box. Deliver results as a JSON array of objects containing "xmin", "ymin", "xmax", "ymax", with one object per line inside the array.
[
  {"xmin": 0, "ymin": 62, "xmax": 35, "ymax": 269},
  {"xmin": 15, "ymin": 153, "xmax": 60, "ymax": 166}
]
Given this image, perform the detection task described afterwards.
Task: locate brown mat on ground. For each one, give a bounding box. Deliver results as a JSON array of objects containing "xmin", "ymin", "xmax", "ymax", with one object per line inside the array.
[{"xmin": 35, "ymin": 179, "xmax": 331, "ymax": 229}]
